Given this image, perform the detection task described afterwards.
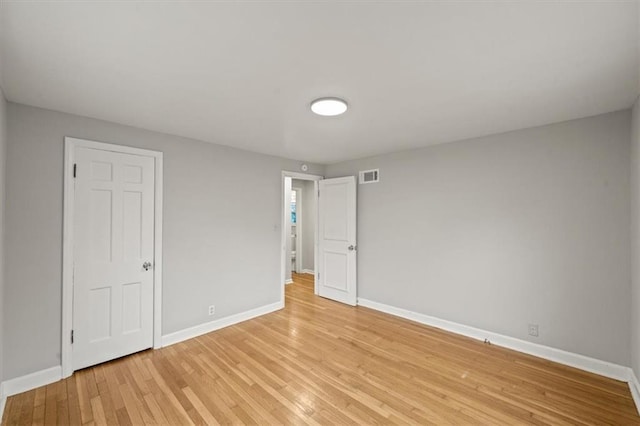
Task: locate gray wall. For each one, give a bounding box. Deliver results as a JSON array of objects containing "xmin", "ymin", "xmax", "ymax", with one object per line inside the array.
[
  {"xmin": 3, "ymin": 103, "xmax": 323, "ymax": 380},
  {"xmin": 1, "ymin": 101, "xmax": 634, "ymax": 379},
  {"xmin": 301, "ymin": 180, "xmax": 316, "ymax": 272},
  {"xmin": 0, "ymin": 89, "xmax": 7, "ymax": 384},
  {"xmin": 327, "ymin": 110, "xmax": 631, "ymax": 366},
  {"xmin": 631, "ymin": 98, "xmax": 640, "ymax": 377}
]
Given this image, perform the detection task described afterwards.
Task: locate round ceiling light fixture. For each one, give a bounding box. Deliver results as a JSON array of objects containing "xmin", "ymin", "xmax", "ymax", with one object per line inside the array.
[{"xmin": 310, "ymin": 97, "xmax": 348, "ymax": 116}]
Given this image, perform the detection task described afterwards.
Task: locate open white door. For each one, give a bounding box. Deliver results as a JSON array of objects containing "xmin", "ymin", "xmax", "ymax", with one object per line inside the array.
[
  {"xmin": 318, "ymin": 176, "xmax": 357, "ymax": 305},
  {"xmin": 72, "ymin": 146, "xmax": 155, "ymax": 370}
]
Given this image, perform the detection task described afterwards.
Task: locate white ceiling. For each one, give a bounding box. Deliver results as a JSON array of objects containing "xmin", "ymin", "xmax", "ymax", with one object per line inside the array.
[{"xmin": 1, "ymin": 1, "xmax": 638, "ymax": 164}]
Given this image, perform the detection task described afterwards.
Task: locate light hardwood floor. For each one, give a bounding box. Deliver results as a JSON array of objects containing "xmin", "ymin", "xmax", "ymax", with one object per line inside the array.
[{"xmin": 2, "ymin": 272, "xmax": 639, "ymax": 425}]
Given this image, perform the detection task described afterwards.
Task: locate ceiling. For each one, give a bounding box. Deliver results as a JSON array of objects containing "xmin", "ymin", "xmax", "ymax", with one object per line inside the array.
[{"xmin": 0, "ymin": 1, "xmax": 638, "ymax": 164}]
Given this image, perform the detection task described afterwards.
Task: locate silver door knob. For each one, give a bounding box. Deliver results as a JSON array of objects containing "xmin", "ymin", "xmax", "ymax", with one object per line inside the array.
[
  {"xmin": 348, "ymin": 245, "xmax": 356, "ymax": 251},
  {"xmin": 143, "ymin": 261, "xmax": 152, "ymax": 271}
]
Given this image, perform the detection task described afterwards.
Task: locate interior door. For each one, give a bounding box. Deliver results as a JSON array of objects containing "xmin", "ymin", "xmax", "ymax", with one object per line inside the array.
[
  {"xmin": 73, "ymin": 147, "xmax": 155, "ymax": 370},
  {"xmin": 318, "ymin": 176, "xmax": 357, "ymax": 305}
]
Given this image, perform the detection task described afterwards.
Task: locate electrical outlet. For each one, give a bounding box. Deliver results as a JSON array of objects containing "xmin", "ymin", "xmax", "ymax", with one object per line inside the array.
[
  {"xmin": 528, "ymin": 324, "xmax": 539, "ymax": 337},
  {"xmin": 208, "ymin": 305, "xmax": 215, "ymax": 316}
]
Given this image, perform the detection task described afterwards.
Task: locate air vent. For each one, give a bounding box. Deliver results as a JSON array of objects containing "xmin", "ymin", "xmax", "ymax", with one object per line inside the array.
[{"xmin": 359, "ymin": 169, "xmax": 380, "ymax": 184}]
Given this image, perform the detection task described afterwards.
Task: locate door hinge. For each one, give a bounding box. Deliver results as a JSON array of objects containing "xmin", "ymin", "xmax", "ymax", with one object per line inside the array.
[
  {"xmin": 71, "ymin": 329, "xmax": 74, "ymax": 344},
  {"xmin": 73, "ymin": 164, "xmax": 77, "ymax": 178}
]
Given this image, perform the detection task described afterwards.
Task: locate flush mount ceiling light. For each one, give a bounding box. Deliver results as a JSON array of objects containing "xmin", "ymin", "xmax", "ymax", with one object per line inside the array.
[{"xmin": 310, "ymin": 97, "xmax": 348, "ymax": 116}]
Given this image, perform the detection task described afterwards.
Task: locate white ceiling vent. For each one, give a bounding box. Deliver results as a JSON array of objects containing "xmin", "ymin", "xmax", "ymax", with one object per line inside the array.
[{"xmin": 359, "ymin": 169, "xmax": 380, "ymax": 184}]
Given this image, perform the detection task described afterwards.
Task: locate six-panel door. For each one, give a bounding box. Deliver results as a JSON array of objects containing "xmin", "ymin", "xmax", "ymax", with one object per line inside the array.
[{"xmin": 73, "ymin": 147, "xmax": 155, "ymax": 370}]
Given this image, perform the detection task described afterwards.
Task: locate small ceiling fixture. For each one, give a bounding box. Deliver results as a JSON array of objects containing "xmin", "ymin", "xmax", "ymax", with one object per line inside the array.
[{"xmin": 310, "ymin": 97, "xmax": 348, "ymax": 116}]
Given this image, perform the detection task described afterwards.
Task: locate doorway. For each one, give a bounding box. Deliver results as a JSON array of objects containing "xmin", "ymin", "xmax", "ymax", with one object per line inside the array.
[
  {"xmin": 280, "ymin": 172, "xmax": 358, "ymax": 307},
  {"xmin": 62, "ymin": 137, "xmax": 163, "ymax": 378},
  {"xmin": 287, "ymin": 182, "xmax": 315, "ymax": 278},
  {"xmin": 281, "ymin": 171, "xmax": 322, "ymax": 303}
]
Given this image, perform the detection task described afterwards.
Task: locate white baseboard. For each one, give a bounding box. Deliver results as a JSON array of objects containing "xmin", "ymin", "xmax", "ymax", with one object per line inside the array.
[
  {"xmin": 0, "ymin": 365, "xmax": 62, "ymax": 415},
  {"xmin": 357, "ymin": 298, "xmax": 631, "ymax": 382},
  {"xmin": 0, "ymin": 382, "xmax": 5, "ymax": 422},
  {"xmin": 629, "ymin": 370, "xmax": 640, "ymax": 414},
  {"xmin": 302, "ymin": 269, "xmax": 315, "ymax": 275},
  {"xmin": 0, "ymin": 366, "xmax": 64, "ymax": 419},
  {"xmin": 162, "ymin": 301, "xmax": 284, "ymax": 347},
  {"xmin": 285, "ymin": 279, "xmax": 293, "ymax": 285}
]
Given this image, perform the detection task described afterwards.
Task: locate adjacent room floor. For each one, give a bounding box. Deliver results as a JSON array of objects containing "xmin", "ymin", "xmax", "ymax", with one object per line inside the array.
[{"xmin": 2, "ymin": 272, "xmax": 638, "ymax": 425}]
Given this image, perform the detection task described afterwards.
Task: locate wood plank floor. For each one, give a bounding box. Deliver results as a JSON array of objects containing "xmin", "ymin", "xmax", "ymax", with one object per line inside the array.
[{"xmin": 3, "ymin": 272, "xmax": 639, "ymax": 425}]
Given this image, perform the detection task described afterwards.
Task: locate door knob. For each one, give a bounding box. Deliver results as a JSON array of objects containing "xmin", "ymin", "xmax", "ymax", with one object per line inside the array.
[
  {"xmin": 348, "ymin": 245, "xmax": 356, "ymax": 251},
  {"xmin": 143, "ymin": 261, "xmax": 152, "ymax": 271}
]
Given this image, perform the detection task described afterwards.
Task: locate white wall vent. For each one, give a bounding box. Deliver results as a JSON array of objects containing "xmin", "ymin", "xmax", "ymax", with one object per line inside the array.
[{"xmin": 359, "ymin": 169, "xmax": 380, "ymax": 184}]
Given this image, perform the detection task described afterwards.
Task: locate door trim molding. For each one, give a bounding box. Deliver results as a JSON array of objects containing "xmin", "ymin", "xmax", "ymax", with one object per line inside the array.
[
  {"xmin": 281, "ymin": 171, "xmax": 322, "ymax": 303},
  {"xmin": 62, "ymin": 137, "xmax": 164, "ymax": 378}
]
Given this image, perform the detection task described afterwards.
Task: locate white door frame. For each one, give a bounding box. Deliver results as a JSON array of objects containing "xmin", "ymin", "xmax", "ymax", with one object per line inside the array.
[
  {"xmin": 291, "ymin": 185, "xmax": 303, "ymax": 273},
  {"xmin": 62, "ymin": 137, "xmax": 164, "ymax": 378},
  {"xmin": 280, "ymin": 171, "xmax": 322, "ymax": 304}
]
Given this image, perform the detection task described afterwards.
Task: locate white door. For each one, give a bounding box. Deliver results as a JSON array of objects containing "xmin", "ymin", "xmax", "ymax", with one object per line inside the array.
[
  {"xmin": 318, "ymin": 176, "xmax": 357, "ymax": 305},
  {"xmin": 73, "ymin": 147, "xmax": 155, "ymax": 370}
]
